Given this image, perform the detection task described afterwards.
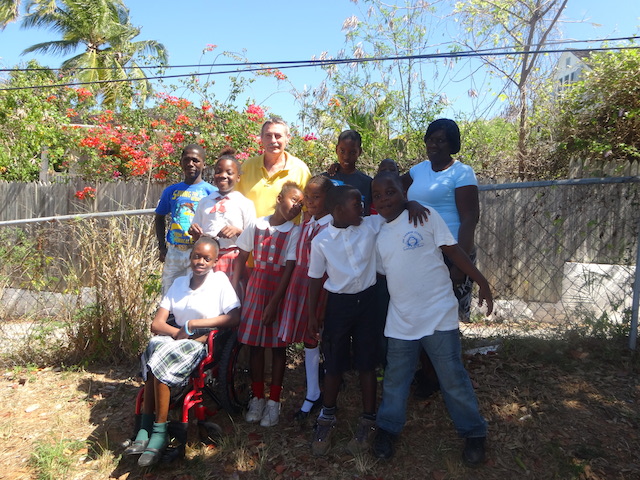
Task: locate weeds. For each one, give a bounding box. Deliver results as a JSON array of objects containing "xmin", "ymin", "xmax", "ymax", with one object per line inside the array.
[
  {"xmin": 62, "ymin": 216, "xmax": 161, "ymax": 364},
  {"xmin": 30, "ymin": 437, "xmax": 87, "ymax": 480}
]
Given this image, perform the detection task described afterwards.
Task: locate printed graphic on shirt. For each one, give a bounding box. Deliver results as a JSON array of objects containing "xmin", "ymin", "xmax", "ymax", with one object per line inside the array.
[{"xmin": 403, "ymin": 231, "xmax": 424, "ymax": 250}]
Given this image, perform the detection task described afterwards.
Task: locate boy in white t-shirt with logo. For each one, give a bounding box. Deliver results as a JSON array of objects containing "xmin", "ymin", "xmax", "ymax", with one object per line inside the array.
[{"xmin": 371, "ymin": 172, "xmax": 493, "ymax": 467}]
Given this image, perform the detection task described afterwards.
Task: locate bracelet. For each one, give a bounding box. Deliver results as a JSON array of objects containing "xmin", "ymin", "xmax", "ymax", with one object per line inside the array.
[{"xmin": 184, "ymin": 320, "xmax": 194, "ymax": 336}]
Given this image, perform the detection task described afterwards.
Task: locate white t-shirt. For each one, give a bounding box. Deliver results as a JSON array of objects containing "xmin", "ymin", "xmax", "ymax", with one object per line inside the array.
[
  {"xmin": 408, "ymin": 160, "xmax": 477, "ymax": 241},
  {"xmin": 236, "ymin": 216, "xmax": 300, "ymax": 264},
  {"xmin": 308, "ymin": 215, "xmax": 383, "ymax": 294},
  {"xmin": 192, "ymin": 190, "xmax": 256, "ymax": 250},
  {"xmin": 159, "ymin": 270, "xmax": 240, "ymax": 327},
  {"xmin": 376, "ymin": 209, "xmax": 458, "ymax": 339}
]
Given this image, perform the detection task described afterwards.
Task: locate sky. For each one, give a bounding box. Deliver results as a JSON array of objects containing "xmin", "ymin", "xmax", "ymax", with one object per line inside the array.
[{"xmin": 1, "ymin": 0, "xmax": 639, "ymax": 128}]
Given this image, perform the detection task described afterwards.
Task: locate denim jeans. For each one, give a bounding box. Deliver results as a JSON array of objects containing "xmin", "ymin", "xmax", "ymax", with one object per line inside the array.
[{"xmin": 377, "ymin": 329, "xmax": 487, "ymax": 438}]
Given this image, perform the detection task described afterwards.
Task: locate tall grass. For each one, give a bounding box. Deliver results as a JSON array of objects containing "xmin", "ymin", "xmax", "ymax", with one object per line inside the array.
[{"xmin": 62, "ymin": 215, "xmax": 161, "ymax": 364}]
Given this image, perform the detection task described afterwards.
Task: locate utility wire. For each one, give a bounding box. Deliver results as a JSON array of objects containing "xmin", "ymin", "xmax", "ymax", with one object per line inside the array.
[
  {"xmin": 1, "ymin": 35, "xmax": 638, "ymax": 73},
  {"xmin": 1, "ymin": 43, "xmax": 639, "ymax": 92}
]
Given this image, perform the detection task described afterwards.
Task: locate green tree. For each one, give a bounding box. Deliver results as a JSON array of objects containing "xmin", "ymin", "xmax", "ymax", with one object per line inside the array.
[
  {"xmin": 295, "ymin": 0, "xmax": 446, "ymax": 171},
  {"xmin": 0, "ymin": 60, "xmax": 88, "ymax": 180},
  {"xmin": 20, "ymin": 0, "xmax": 167, "ymax": 107},
  {"xmin": 554, "ymin": 48, "xmax": 640, "ymax": 168},
  {"xmin": 0, "ymin": 0, "xmax": 20, "ymax": 27},
  {"xmin": 454, "ymin": 0, "xmax": 569, "ymax": 179}
]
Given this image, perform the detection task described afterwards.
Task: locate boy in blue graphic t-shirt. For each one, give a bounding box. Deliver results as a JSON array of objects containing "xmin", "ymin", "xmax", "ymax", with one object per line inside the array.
[{"xmin": 155, "ymin": 144, "xmax": 217, "ymax": 294}]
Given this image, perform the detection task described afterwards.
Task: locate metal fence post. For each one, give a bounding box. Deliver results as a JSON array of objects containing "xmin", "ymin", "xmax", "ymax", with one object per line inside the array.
[{"xmin": 629, "ymin": 216, "xmax": 640, "ymax": 350}]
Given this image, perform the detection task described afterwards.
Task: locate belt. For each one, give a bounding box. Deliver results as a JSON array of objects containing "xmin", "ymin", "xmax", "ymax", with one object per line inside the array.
[{"xmin": 169, "ymin": 244, "xmax": 192, "ymax": 251}]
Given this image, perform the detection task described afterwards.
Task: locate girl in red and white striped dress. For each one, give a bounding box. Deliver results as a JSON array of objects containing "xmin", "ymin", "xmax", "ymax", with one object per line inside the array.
[
  {"xmin": 231, "ymin": 181, "xmax": 303, "ymax": 427},
  {"xmin": 279, "ymin": 175, "xmax": 335, "ymax": 421}
]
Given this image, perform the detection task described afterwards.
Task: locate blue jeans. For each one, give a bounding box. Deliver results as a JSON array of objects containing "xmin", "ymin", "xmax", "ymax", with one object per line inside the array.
[{"xmin": 377, "ymin": 329, "xmax": 487, "ymax": 438}]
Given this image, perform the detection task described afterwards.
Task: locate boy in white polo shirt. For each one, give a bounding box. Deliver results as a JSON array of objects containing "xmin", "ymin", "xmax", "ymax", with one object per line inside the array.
[
  {"xmin": 307, "ymin": 185, "xmax": 427, "ymax": 457},
  {"xmin": 371, "ymin": 171, "xmax": 493, "ymax": 467}
]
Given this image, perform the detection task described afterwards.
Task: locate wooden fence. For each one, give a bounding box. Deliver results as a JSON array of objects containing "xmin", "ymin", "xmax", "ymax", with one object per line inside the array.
[
  {"xmin": 0, "ymin": 178, "xmax": 638, "ymax": 307},
  {"xmin": 0, "ymin": 180, "xmax": 166, "ymax": 222},
  {"xmin": 476, "ymin": 178, "xmax": 640, "ymax": 304}
]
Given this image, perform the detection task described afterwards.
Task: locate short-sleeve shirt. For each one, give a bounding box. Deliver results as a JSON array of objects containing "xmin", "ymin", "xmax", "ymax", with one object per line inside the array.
[
  {"xmin": 322, "ymin": 170, "xmax": 373, "ymax": 215},
  {"xmin": 192, "ymin": 190, "xmax": 256, "ymax": 251},
  {"xmin": 376, "ymin": 209, "xmax": 458, "ymax": 339},
  {"xmin": 159, "ymin": 270, "xmax": 240, "ymax": 327},
  {"xmin": 156, "ymin": 181, "xmax": 217, "ymax": 246},
  {"xmin": 408, "ymin": 160, "xmax": 477, "ymax": 241},
  {"xmin": 308, "ymin": 215, "xmax": 383, "ymax": 294},
  {"xmin": 236, "ymin": 216, "xmax": 300, "ymax": 264},
  {"xmin": 237, "ymin": 152, "xmax": 311, "ymax": 218}
]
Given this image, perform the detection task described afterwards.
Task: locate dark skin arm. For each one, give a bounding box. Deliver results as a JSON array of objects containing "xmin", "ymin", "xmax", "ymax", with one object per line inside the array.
[
  {"xmin": 450, "ymin": 185, "xmax": 480, "ymax": 283},
  {"xmin": 400, "ymin": 172, "xmax": 413, "ymax": 191},
  {"xmin": 188, "ymin": 222, "xmax": 203, "ymax": 241},
  {"xmin": 440, "ymin": 244, "xmax": 493, "ymax": 315},
  {"xmin": 150, "ymin": 306, "xmax": 241, "ymax": 341},
  {"xmin": 307, "ymin": 277, "xmax": 325, "ymax": 341},
  {"xmin": 154, "ymin": 214, "xmax": 168, "ymax": 262},
  {"xmin": 230, "ymin": 248, "xmax": 250, "ymax": 296},
  {"xmin": 262, "ymin": 260, "xmax": 296, "ymax": 326},
  {"xmin": 406, "ymin": 200, "xmax": 430, "ymax": 226}
]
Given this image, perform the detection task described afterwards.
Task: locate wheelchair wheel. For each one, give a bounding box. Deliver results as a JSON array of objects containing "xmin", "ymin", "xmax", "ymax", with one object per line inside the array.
[
  {"xmin": 197, "ymin": 420, "xmax": 223, "ymax": 445},
  {"xmin": 218, "ymin": 331, "xmax": 251, "ymax": 414}
]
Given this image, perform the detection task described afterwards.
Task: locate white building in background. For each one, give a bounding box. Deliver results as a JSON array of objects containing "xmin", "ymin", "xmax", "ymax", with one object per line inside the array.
[{"xmin": 555, "ymin": 50, "xmax": 591, "ymax": 93}]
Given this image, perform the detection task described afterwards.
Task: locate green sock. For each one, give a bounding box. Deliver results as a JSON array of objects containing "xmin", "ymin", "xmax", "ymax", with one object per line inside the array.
[
  {"xmin": 134, "ymin": 413, "xmax": 155, "ymax": 442},
  {"xmin": 146, "ymin": 422, "xmax": 168, "ymax": 451}
]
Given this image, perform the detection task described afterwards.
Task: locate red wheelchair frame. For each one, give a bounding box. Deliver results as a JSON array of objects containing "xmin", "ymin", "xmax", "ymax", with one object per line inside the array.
[{"xmin": 128, "ymin": 328, "xmax": 250, "ymax": 461}]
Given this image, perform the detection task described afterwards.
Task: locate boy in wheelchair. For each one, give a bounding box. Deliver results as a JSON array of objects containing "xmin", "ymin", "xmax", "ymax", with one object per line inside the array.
[{"xmin": 126, "ymin": 236, "xmax": 240, "ymax": 467}]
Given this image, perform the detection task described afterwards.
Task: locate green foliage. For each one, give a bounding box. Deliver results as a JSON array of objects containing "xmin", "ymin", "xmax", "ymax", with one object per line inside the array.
[
  {"xmin": 294, "ymin": 0, "xmax": 445, "ymax": 171},
  {"xmin": 287, "ymin": 131, "xmax": 333, "ymax": 175},
  {"xmin": 20, "ymin": 0, "xmax": 168, "ymax": 107},
  {"xmin": 63, "ymin": 216, "xmax": 159, "ymax": 363},
  {"xmin": 30, "ymin": 437, "xmax": 87, "ymax": 480},
  {"xmin": 0, "ymin": 60, "xmax": 87, "ymax": 180},
  {"xmin": 554, "ymin": 48, "xmax": 640, "ymax": 166},
  {"xmin": 458, "ymin": 116, "xmax": 519, "ymax": 179},
  {"xmin": 0, "ymin": 226, "xmax": 59, "ymax": 289},
  {"xmin": 0, "ymin": 0, "xmax": 20, "ymax": 27},
  {"xmin": 454, "ymin": 0, "xmax": 569, "ymax": 179}
]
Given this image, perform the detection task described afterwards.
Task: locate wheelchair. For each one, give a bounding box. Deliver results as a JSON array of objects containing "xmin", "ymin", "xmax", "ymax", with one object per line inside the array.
[{"xmin": 126, "ymin": 327, "xmax": 250, "ymax": 462}]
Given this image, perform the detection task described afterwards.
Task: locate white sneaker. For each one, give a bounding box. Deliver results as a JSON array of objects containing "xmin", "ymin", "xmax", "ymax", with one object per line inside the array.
[
  {"xmin": 245, "ymin": 397, "xmax": 266, "ymax": 423},
  {"xmin": 259, "ymin": 399, "xmax": 281, "ymax": 427}
]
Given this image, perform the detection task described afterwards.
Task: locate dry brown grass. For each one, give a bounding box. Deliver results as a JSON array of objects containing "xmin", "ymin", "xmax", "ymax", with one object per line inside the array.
[{"xmin": 1, "ymin": 338, "xmax": 639, "ymax": 480}]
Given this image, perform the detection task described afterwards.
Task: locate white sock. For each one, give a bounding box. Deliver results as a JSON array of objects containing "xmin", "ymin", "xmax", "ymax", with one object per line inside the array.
[{"xmin": 301, "ymin": 346, "xmax": 321, "ymax": 412}]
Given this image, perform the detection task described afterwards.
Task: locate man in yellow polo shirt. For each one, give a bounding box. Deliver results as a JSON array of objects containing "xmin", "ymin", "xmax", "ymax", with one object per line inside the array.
[{"xmin": 238, "ymin": 117, "xmax": 311, "ymax": 217}]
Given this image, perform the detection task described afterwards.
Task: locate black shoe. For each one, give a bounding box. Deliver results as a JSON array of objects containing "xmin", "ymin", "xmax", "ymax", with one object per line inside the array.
[
  {"xmin": 463, "ymin": 437, "xmax": 486, "ymax": 466},
  {"xmin": 372, "ymin": 428, "xmax": 396, "ymax": 460},
  {"xmin": 123, "ymin": 439, "xmax": 148, "ymax": 456},
  {"xmin": 293, "ymin": 395, "xmax": 323, "ymax": 422}
]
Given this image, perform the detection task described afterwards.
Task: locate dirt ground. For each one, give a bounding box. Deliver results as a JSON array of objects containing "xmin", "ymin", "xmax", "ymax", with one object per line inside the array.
[{"xmin": 1, "ymin": 337, "xmax": 639, "ymax": 480}]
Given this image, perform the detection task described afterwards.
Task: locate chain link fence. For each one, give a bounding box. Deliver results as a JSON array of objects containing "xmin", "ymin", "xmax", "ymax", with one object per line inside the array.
[
  {"xmin": 0, "ymin": 177, "xmax": 638, "ymax": 365},
  {"xmin": 466, "ymin": 177, "xmax": 639, "ymax": 347},
  {"xmin": 0, "ymin": 211, "xmax": 161, "ymax": 365}
]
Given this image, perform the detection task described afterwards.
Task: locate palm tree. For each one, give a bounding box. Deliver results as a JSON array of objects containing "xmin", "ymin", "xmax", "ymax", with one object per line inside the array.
[
  {"xmin": 0, "ymin": 0, "xmax": 21, "ymax": 27},
  {"xmin": 20, "ymin": 0, "xmax": 167, "ymax": 107}
]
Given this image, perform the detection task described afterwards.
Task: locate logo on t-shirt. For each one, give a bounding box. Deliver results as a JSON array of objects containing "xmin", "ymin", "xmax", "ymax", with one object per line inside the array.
[{"xmin": 402, "ymin": 231, "xmax": 424, "ymax": 250}]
